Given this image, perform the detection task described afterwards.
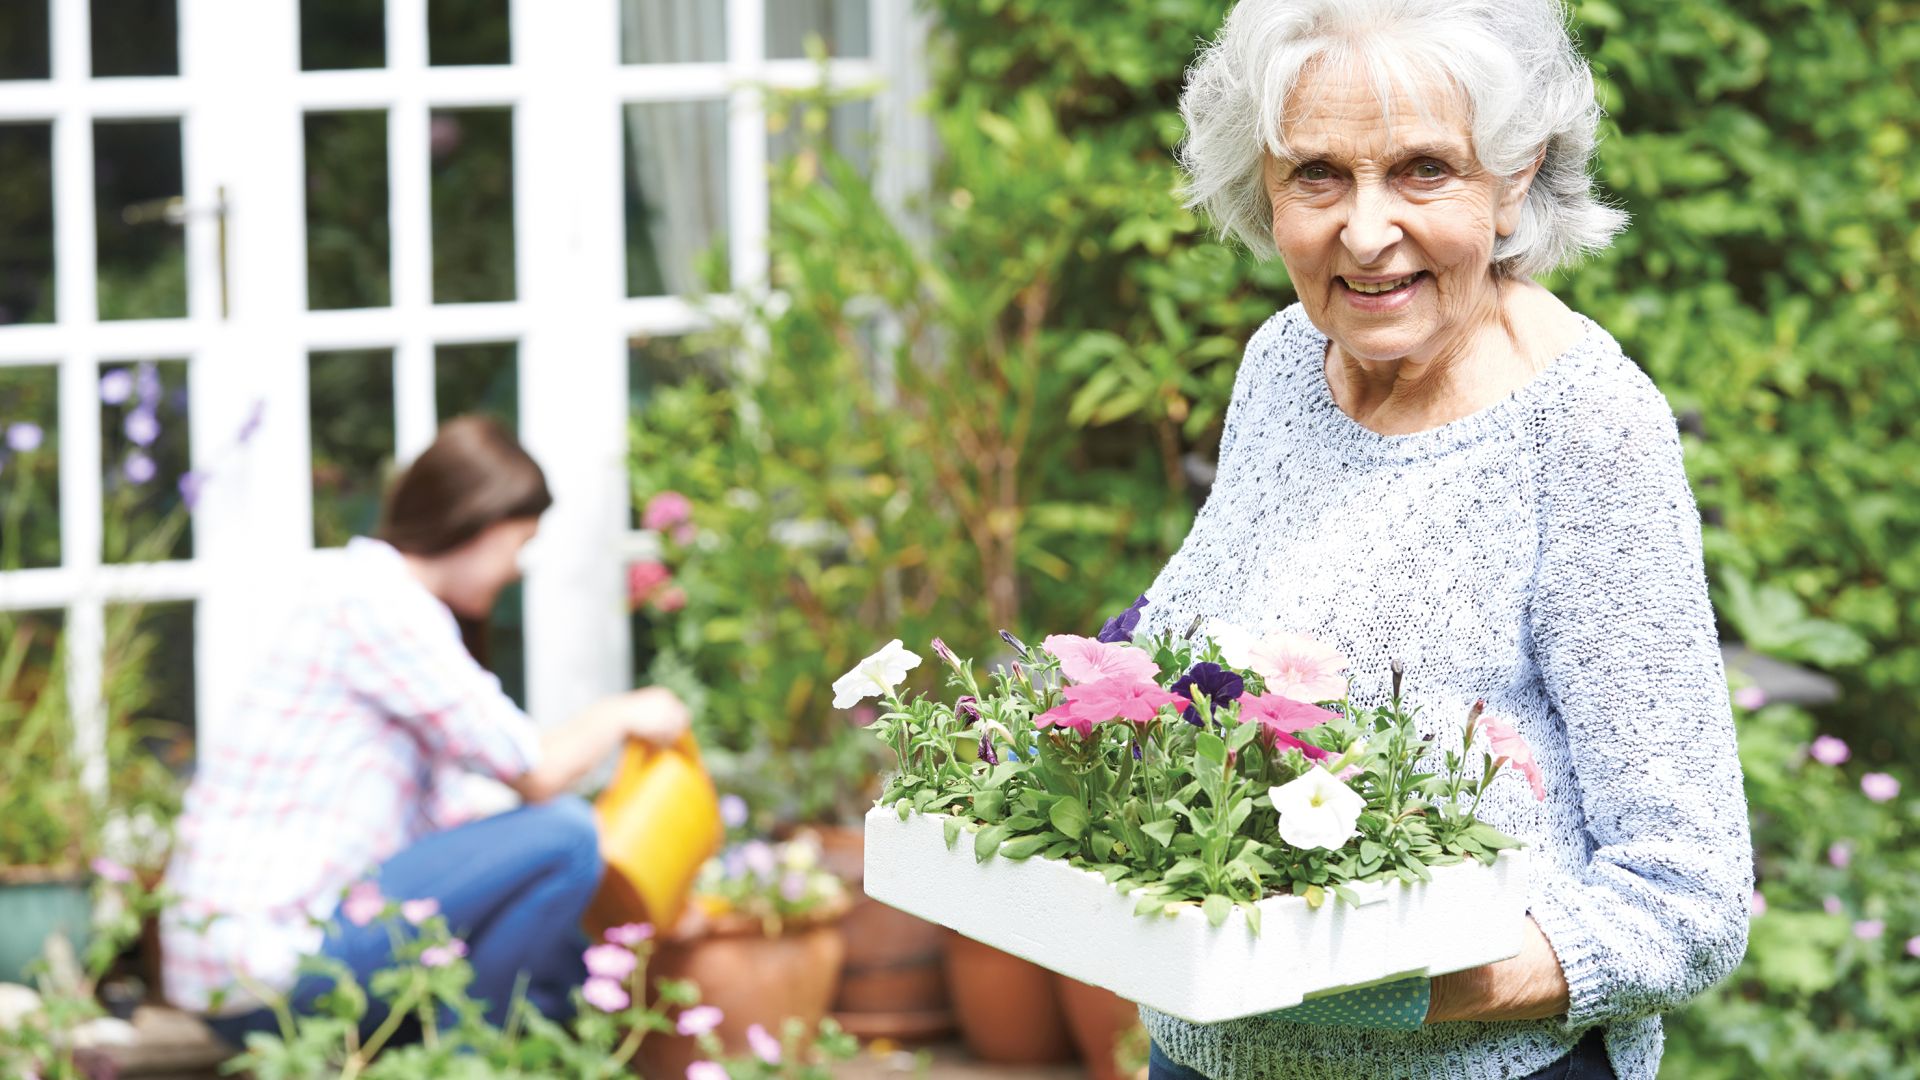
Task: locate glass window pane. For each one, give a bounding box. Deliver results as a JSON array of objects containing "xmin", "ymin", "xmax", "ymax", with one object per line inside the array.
[
  {"xmin": 435, "ymin": 341, "xmax": 517, "ymax": 430},
  {"xmin": 309, "ymin": 348, "xmax": 395, "ymax": 548},
  {"xmin": 621, "ymin": 0, "xmax": 724, "ymax": 64},
  {"xmin": 101, "ymin": 360, "xmax": 192, "ymax": 565},
  {"xmin": 768, "ymin": 98, "xmax": 874, "ymax": 181},
  {"xmin": 91, "ymin": 0, "xmax": 179, "ymax": 77},
  {"xmin": 0, "ymin": 608, "xmax": 73, "ymax": 867},
  {"xmin": 0, "ymin": 365, "xmax": 60, "ymax": 570},
  {"xmin": 0, "ymin": 2, "xmax": 51, "ymax": 80},
  {"xmin": 104, "ymin": 600, "xmax": 197, "ymax": 812},
  {"xmin": 0, "ymin": 123, "xmax": 55, "ymax": 324},
  {"xmin": 766, "ymin": 0, "xmax": 869, "ymax": 59},
  {"xmin": 95, "ymin": 120, "xmax": 187, "ymax": 321},
  {"xmin": 487, "ymin": 581, "xmax": 526, "ymax": 708},
  {"xmin": 625, "ymin": 101, "xmax": 728, "ymax": 297},
  {"xmin": 429, "ymin": 0, "xmax": 509, "ymax": 66},
  {"xmin": 302, "ymin": 0, "xmax": 386, "ymax": 71},
  {"xmin": 430, "ymin": 108, "xmax": 516, "ymax": 304},
  {"xmin": 305, "ymin": 111, "xmax": 392, "ymax": 311}
]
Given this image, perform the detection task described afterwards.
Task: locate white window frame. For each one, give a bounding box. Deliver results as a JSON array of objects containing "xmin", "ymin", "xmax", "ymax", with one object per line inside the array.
[{"xmin": 0, "ymin": 0, "xmax": 927, "ymax": 783}]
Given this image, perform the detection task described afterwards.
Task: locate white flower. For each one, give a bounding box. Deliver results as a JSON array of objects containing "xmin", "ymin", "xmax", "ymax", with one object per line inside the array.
[
  {"xmin": 1268, "ymin": 767, "xmax": 1365, "ymax": 851},
  {"xmin": 832, "ymin": 639, "xmax": 922, "ymax": 709},
  {"xmin": 1208, "ymin": 623, "xmax": 1261, "ymax": 670}
]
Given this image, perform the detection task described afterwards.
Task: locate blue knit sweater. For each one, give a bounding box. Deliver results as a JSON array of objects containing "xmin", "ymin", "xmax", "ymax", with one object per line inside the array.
[{"xmin": 1138, "ymin": 305, "xmax": 1752, "ymax": 1080}]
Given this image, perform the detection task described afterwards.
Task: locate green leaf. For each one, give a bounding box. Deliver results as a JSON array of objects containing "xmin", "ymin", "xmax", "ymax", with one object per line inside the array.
[
  {"xmin": 1195, "ymin": 730, "xmax": 1227, "ymax": 767},
  {"xmin": 999, "ymin": 834, "xmax": 1051, "ymax": 860},
  {"xmin": 1049, "ymin": 798, "xmax": 1089, "ymax": 840},
  {"xmin": 973, "ymin": 789, "xmax": 1006, "ymax": 822},
  {"xmin": 943, "ymin": 816, "xmax": 962, "ymax": 850},
  {"xmin": 1141, "ymin": 818, "xmax": 1178, "ymax": 849},
  {"xmin": 1304, "ymin": 884, "xmax": 1326, "ymax": 910},
  {"xmin": 1241, "ymin": 901, "xmax": 1263, "ymax": 936},
  {"xmin": 1202, "ymin": 894, "xmax": 1233, "ymax": 927},
  {"xmin": 974, "ymin": 824, "xmax": 1010, "ymax": 862},
  {"xmin": 1330, "ymin": 883, "xmax": 1362, "ymax": 908}
]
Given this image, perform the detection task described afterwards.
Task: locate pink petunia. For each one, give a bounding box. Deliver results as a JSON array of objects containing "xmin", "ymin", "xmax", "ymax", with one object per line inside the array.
[
  {"xmin": 1906, "ymin": 936, "xmax": 1920, "ymax": 959},
  {"xmin": 582, "ymin": 976, "xmax": 630, "ymax": 1012},
  {"xmin": 401, "ymin": 898, "xmax": 440, "ymax": 925},
  {"xmin": 90, "ymin": 857, "xmax": 135, "ymax": 885},
  {"xmin": 628, "ymin": 561, "xmax": 672, "ymax": 606},
  {"xmin": 1477, "ymin": 715, "xmax": 1547, "ymax": 802},
  {"xmin": 1237, "ymin": 694, "xmax": 1335, "ymax": 760},
  {"xmin": 1823, "ymin": 896, "xmax": 1844, "ymax": 916},
  {"xmin": 677, "ymin": 1004, "xmax": 724, "ymax": 1037},
  {"xmin": 1731, "ymin": 686, "xmax": 1767, "ymax": 711},
  {"xmin": 1809, "ymin": 735, "xmax": 1850, "ymax": 766},
  {"xmin": 420, "ymin": 939, "xmax": 467, "ymax": 968},
  {"xmin": 1828, "ymin": 842, "xmax": 1852, "ymax": 869},
  {"xmin": 643, "ymin": 491, "xmax": 693, "ymax": 532},
  {"xmin": 1036, "ymin": 680, "xmax": 1186, "ymax": 737},
  {"xmin": 342, "ymin": 881, "xmax": 386, "ymax": 927},
  {"xmin": 1749, "ymin": 890, "xmax": 1766, "ymax": 918},
  {"xmin": 686, "ymin": 1064, "xmax": 730, "ymax": 1080},
  {"xmin": 583, "ymin": 943, "xmax": 638, "ymax": 981},
  {"xmin": 1854, "ymin": 919, "xmax": 1885, "ymax": 941},
  {"xmin": 604, "ymin": 922, "xmax": 654, "ymax": 947},
  {"xmin": 1215, "ymin": 628, "xmax": 1349, "ymax": 703},
  {"xmin": 746, "ymin": 1023, "xmax": 782, "ymax": 1065},
  {"xmin": 1040, "ymin": 634, "xmax": 1160, "ymax": 687},
  {"xmin": 1861, "ymin": 773, "xmax": 1900, "ymax": 803}
]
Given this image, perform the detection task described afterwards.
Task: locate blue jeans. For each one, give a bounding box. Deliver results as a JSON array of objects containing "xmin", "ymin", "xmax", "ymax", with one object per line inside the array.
[
  {"xmin": 1149, "ymin": 1026, "xmax": 1616, "ymax": 1079},
  {"xmin": 207, "ymin": 797, "xmax": 602, "ymax": 1047}
]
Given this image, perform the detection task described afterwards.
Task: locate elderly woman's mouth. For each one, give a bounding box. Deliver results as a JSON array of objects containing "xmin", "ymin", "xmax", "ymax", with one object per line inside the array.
[
  {"xmin": 1339, "ymin": 272, "xmax": 1428, "ymax": 295},
  {"xmin": 1337, "ymin": 271, "xmax": 1430, "ymax": 310}
]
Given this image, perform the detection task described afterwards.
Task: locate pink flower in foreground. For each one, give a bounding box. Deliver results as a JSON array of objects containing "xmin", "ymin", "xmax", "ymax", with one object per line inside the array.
[
  {"xmin": 1854, "ymin": 919, "xmax": 1885, "ymax": 941},
  {"xmin": 643, "ymin": 491, "xmax": 693, "ymax": 532},
  {"xmin": 1862, "ymin": 773, "xmax": 1900, "ymax": 802},
  {"xmin": 686, "ymin": 1064, "xmax": 729, "ymax": 1080},
  {"xmin": 90, "ymin": 857, "xmax": 135, "ymax": 884},
  {"xmin": 584, "ymin": 943, "xmax": 638, "ymax": 981},
  {"xmin": 1823, "ymin": 896, "xmax": 1844, "ymax": 916},
  {"xmin": 401, "ymin": 898, "xmax": 440, "ymax": 925},
  {"xmin": 1237, "ymin": 694, "xmax": 1335, "ymax": 760},
  {"xmin": 1749, "ymin": 890, "xmax": 1766, "ymax": 918},
  {"xmin": 746, "ymin": 1023, "xmax": 782, "ymax": 1064},
  {"xmin": 420, "ymin": 940, "xmax": 467, "ymax": 968},
  {"xmin": 1809, "ymin": 735, "xmax": 1850, "ymax": 766},
  {"xmin": 1213, "ymin": 626, "xmax": 1349, "ymax": 703},
  {"xmin": 1477, "ymin": 715, "xmax": 1547, "ymax": 802},
  {"xmin": 582, "ymin": 976, "xmax": 630, "ymax": 1012},
  {"xmin": 1828, "ymin": 842, "xmax": 1852, "ymax": 869},
  {"xmin": 1040, "ymin": 634, "xmax": 1160, "ymax": 687},
  {"xmin": 342, "ymin": 881, "xmax": 386, "ymax": 927},
  {"xmin": 604, "ymin": 922, "xmax": 654, "ymax": 947},
  {"xmin": 1906, "ymin": 936, "xmax": 1920, "ymax": 959},
  {"xmin": 1036, "ymin": 681, "xmax": 1186, "ymax": 737},
  {"xmin": 677, "ymin": 1004, "xmax": 724, "ymax": 1036}
]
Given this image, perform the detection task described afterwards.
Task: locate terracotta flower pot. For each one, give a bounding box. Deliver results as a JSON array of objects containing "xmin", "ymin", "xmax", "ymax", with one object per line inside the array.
[
  {"xmin": 942, "ymin": 932, "xmax": 1076, "ymax": 1065},
  {"xmin": 1054, "ymin": 974, "xmax": 1143, "ymax": 1080},
  {"xmin": 638, "ymin": 909, "xmax": 848, "ymax": 1078}
]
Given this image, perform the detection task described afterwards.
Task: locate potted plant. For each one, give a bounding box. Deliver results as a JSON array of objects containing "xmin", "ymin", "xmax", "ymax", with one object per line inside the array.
[
  {"xmin": 851, "ymin": 616, "xmax": 1540, "ymax": 1025},
  {"xmin": 639, "ymin": 837, "xmax": 854, "ymax": 1078}
]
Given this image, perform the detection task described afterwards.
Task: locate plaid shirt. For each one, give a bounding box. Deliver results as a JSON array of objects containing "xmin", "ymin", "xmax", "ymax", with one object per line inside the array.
[{"xmin": 161, "ymin": 538, "xmax": 541, "ymax": 1014}]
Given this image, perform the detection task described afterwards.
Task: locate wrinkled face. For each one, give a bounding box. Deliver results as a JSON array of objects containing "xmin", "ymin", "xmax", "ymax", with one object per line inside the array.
[
  {"xmin": 1263, "ymin": 64, "xmax": 1534, "ymax": 366},
  {"xmin": 444, "ymin": 517, "xmax": 540, "ymax": 618}
]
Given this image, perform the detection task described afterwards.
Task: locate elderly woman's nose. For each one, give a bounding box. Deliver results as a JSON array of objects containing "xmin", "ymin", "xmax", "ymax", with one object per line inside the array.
[{"xmin": 1338, "ymin": 188, "xmax": 1404, "ymax": 264}]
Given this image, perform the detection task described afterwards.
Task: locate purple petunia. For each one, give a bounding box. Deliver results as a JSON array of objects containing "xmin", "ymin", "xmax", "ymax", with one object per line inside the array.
[
  {"xmin": 178, "ymin": 470, "xmax": 205, "ymax": 510},
  {"xmin": 955, "ymin": 695, "xmax": 981, "ymax": 726},
  {"xmin": 1170, "ymin": 661, "xmax": 1245, "ymax": 727},
  {"xmin": 978, "ymin": 733, "xmax": 998, "ymax": 766},
  {"xmin": 6, "ymin": 422, "xmax": 42, "ymax": 453},
  {"xmin": 1097, "ymin": 594, "xmax": 1149, "ymax": 644},
  {"xmin": 135, "ymin": 363, "xmax": 161, "ymax": 404},
  {"xmin": 100, "ymin": 369, "xmax": 134, "ymax": 405},
  {"xmin": 124, "ymin": 452, "xmax": 156, "ymax": 485},
  {"xmin": 125, "ymin": 409, "xmax": 160, "ymax": 447}
]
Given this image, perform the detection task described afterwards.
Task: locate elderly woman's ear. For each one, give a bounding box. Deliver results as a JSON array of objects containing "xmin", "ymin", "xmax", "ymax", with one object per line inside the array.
[{"xmin": 1494, "ymin": 148, "xmax": 1551, "ymax": 239}]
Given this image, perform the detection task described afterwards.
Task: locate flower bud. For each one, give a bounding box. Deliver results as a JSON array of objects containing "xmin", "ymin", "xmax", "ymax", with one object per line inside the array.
[
  {"xmin": 932, "ymin": 637, "xmax": 960, "ymax": 669},
  {"xmin": 1390, "ymin": 658, "xmax": 1406, "ymax": 702},
  {"xmin": 978, "ymin": 733, "xmax": 999, "ymax": 766},
  {"xmin": 999, "ymin": 629, "xmax": 1030, "ymax": 657},
  {"xmin": 955, "ymin": 695, "xmax": 981, "ymax": 725}
]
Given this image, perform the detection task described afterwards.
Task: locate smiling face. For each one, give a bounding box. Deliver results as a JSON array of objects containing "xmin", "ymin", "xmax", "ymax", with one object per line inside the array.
[{"xmin": 1264, "ymin": 62, "xmax": 1537, "ymax": 367}]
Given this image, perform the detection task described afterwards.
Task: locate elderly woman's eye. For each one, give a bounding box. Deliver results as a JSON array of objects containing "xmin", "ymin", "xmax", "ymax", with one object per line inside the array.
[
  {"xmin": 1410, "ymin": 160, "xmax": 1447, "ymax": 180},
  {"xmin": 1296, "ymin": 163, "xmax": 1333, "ymax": 182}
]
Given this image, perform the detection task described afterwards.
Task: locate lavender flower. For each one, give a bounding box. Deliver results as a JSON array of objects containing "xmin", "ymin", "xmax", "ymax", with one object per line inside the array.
[
  {"xmin": 125, "ymin": 408, "xmax": 160, "ymax": 447},
  {"xmin": 978, "ymin": 733, "xmax": 998, "ymax": 766},
  {"xmin": 5, "ymin": 422, "xmax": 42, "ymax": 453},
  {"xmin": 1170, "ymin": 662, "xmax": 1245, "ymax": 727},
  {"xmin": 955, "ymin": 695, "xmax": 981, "ymax": 726},
  {"xmin": 1862, "ymin": 773, "xmax": 1900, "ymax": 803},
  {"xmin": 1096, "ymin": 594, "xmax": 1149, "ymax": 644},
  {"xmin": 1809, "ymin": 735, "xmax": 1850, "ymax": 766},
  {"xmin": 100, "ymin": 369, "xmax": 134, "ymax": 404},
  {"xmin": 719, "ymin": 794, "xmax": 749, "ymax": 829},
  {"xmin": 178, "ymin": 470, "xmax": 205, "ymax": 509},
  {"xmin": 135, "ymin": 363, "xmax": 160, "ymax": 404},
  {"xmin": 124, "ymin": 452, "xmax": 156, "ymax": 485}
]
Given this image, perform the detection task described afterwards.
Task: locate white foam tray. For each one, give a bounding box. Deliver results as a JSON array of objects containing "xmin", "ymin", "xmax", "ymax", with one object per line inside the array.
[{"xmin": 863, "ymin": 806, "xmax": 1528, "ymax": 1024}]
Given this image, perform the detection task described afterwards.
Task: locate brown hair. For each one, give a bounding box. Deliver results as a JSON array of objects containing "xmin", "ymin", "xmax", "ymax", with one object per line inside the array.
[{"xmin": 376, "ymin": 415, "xmax": 552, "ymax": 662}]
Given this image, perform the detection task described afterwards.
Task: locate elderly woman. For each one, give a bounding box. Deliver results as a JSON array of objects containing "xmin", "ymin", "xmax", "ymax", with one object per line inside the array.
[{"xmin": 1138, "ymin": 1, "xmax": 1752, "ymax": 1078}]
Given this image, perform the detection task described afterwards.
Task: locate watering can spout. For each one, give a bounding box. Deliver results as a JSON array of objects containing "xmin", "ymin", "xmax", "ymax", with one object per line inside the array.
[{"xmin": 585, "ymin": 734, "xmax": 723, "ymax": 937}]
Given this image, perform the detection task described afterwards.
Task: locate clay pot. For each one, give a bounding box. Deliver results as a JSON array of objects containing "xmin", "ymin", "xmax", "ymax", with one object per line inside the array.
[
  {"xmin": 1054, "ymin": 974, "xmax": 1143, "ymax": 1080},
  {"xmin": 638, "ymin": 909, "xmax": 848, "ymax": 1078},
  {"xmin": 942, "ymin": 932, "xmax": 1076, "ymax": 1065},
  {"xmin": 797, "ymin": 824, "xmax": 955, "ymax": 1042}
]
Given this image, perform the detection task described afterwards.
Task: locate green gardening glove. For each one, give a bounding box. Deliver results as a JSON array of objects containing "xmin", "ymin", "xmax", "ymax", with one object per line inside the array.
[{"xmin": 1265, "ymin": 976, "xmax": 1431, "ymax": 1032}]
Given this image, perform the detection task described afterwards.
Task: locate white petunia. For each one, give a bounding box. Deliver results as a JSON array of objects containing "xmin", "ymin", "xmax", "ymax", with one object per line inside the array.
[
  {"xmin": 832, "ymin": 639, "xmax": 922, "ymax": 710},
  {"xmin": 1269, "ymin": 767, "xmax": 1366, "ymax": 851}
]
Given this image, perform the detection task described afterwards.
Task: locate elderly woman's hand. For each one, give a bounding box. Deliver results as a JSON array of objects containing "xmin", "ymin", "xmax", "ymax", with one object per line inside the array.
[{"xmin": 1426, "ymin": 917, "xmax": 1571, "ymax": 1024}]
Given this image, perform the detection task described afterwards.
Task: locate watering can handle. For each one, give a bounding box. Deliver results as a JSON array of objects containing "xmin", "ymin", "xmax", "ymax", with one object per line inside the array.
[{"xmin": 623, "ymin": 732, "xmax": 704, "ymax": 769}]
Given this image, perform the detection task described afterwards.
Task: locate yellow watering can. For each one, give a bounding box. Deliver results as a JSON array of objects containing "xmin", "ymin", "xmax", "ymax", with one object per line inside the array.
[{"xmin": 586, "ymin": 735, "xmax": 723, "ymax": 936}]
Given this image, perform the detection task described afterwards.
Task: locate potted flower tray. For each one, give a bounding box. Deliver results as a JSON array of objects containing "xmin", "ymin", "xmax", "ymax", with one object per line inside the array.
[{"xmin": 863, "ymin": 807, "xmax": 1529, "ymax": 1025}]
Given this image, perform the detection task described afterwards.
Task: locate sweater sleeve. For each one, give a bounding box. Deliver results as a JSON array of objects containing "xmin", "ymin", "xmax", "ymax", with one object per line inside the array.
[{"xmin": 1526, "ymin": 366, "xmax": 1753, "ymax": 1031}]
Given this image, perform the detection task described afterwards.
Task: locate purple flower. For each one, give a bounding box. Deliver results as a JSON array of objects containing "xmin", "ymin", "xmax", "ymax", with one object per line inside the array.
[
  {"xmin": 998, "ymin": 629, "xmax": 1030, "ymax": 657},
  {"xmin": 1862, "ymin": 773, "xmax": 1900, "ymax": 802},
  {"xmin": 178, "ymin": 470, "xmax": 205, "ymax": 509},
  {"xmin": 676, "ymin": 1004, "xmax": 724, "ymax": 1036},
  {"xmin": 584, "ymin": 943, "xmax": 638, "ymax": 980},
  {"xmin": 1809, "ymin": 735, "xmax": 1850, "ymax": 766},
  {"xmin": 1169, "ymin": 662, "xmax": 1245, "ymax": 727},
  {"xmin": 135, "ymin": 363, "xmax": 161, "ymax": 404},
  {"xmin": 1854, "ymin": 919, "xmax": 1885, "ymax": 941},
  {"xmin": 741, "ymin": 841, "xmax": 777, "ymax": 879},
  {"xmin": 746, "ymin": 1022, "xmax": 782, "ymax": 1065},
  {"xmin": 1828, "ymin": 842, "xmax": 1851, "ymax": 869},
  {"xmin": 581, "ymin": 976, "xmax": 629, "ymax": 1012},
  {"xmin": 5, "ymin": 422, "xmax": 42, "ymax": 453},
  {"xmin": 604, "ymin": 922, "xmax": 653, "ymax": 946},
  {"xmin": 955, "ymin": 695, "xmax": 981, "ymax": 726},
  {"xmin": 100, "ymin": 369, "xmax": 134, "ymax": 404},
  {"xmin": 779, "ymin": 872, "xmax": 808, "ymax": 902},
  {"xmin": 91, "ymin": 856, "xmax": 135, "ymax": 884},
  {"xmin": 1097, "ymin": 594, "xmax": 1149, "ymax": 644},
  {"xmin": 978, "ymin": 733, "xmax": 998, "ymax": 766},
  {"xmin": 719, "ymin": 794, "xmax": 749, "ymax": 829},
  {"xmin": 1131, "ymin": 739, "xmax": 1143, "ymax": 761},
  {"xmin": 931, "ymin": 637, "xmax": 960, "ymax": 670},
  {"xmin": 125, "ymin": 409, "xmax": 160, "ymax": 447},
  {"xmin": 237, "ymin": 399, "xmax": 265, "ymax": 445},
  {"xmin": 124, "ymin": 452, "xmax": 156, "ymax": 485}
]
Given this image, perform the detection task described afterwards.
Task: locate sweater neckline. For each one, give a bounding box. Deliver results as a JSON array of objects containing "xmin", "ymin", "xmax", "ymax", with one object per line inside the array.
[{"xmin": 1296, "ymin": 310, "xmax": 1602, "ymax": 462}]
